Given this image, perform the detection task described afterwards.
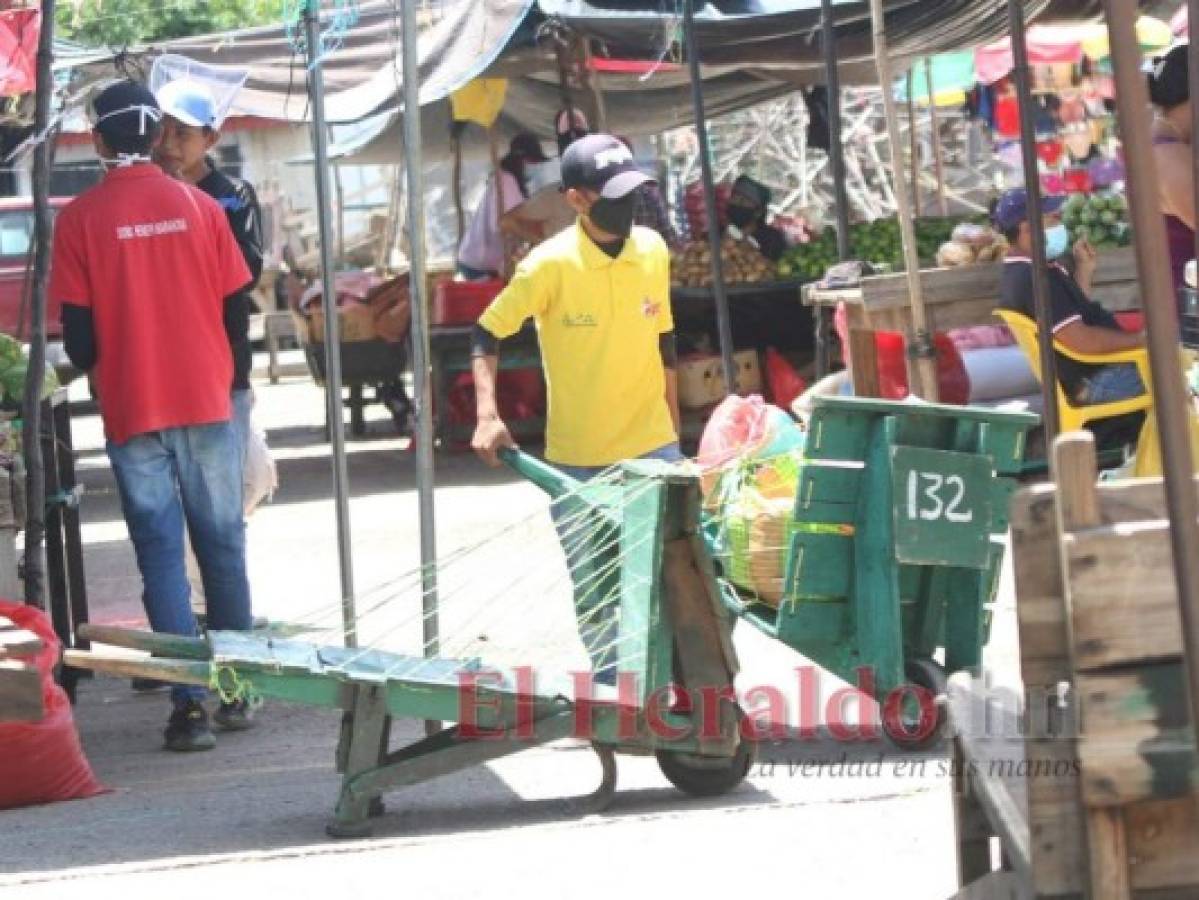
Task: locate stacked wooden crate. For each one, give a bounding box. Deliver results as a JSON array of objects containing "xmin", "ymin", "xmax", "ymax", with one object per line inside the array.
[
  {"xmin": 0, "ymin": 614, "xmax": 43, "ymax": 722},
  {"xmin": 1012, "ymin": 433, "xmax": 1199, "ymax": 898}
]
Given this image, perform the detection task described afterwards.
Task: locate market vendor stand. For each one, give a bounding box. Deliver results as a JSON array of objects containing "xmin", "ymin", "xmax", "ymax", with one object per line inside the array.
[{"xmin": 804, "ymin": 247, "xmax": 1141, "ymax": 396}]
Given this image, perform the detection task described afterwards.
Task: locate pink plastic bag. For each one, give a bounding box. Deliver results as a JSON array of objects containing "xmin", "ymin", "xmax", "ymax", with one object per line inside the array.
[
  {"xmin": 697, "ymin": 394, "xmax": 804, "ymax": 471},
  {"xmin": 0, "ymin": 600, "xmax": 106, "ymax": 810}
]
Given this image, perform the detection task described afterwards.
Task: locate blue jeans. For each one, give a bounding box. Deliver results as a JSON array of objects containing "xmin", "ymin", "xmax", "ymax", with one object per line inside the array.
[
  {"xmin": 1079, "ymin": 364, "xmax": 1146, "ymax": 405},
  {"xmin": 107, "ymin": 421, "xmax": 252, "ymax": 706},
  {"xmin": 552, "ymin": 442, "xmax": 684, "ymax": 685}
]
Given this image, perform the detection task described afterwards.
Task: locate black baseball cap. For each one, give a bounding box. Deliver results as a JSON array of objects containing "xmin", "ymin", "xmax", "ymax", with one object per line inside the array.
[
  {"xmin": 92, "ymin": 79, "xmax": 161, "ymax": 139},
  {"xmin": 731, "ymin": 174, "xmax": 771, "ymax": 210},
  {"xmin": 509, "ymin": 131, "xmax": 549, "ymax": 163},
  {"xmin": 1147, "ymin": 43, "xmax": 1189, "ymax": 110},
  {"xmin": 561, "ymin": 133, "xmax": 654, "ymax": 198}
]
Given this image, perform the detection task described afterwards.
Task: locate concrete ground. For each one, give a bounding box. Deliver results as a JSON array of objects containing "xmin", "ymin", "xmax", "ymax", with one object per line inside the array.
[{"xmin": 0, "ymin": 353, "xmax": 1025, "ymax": 898}]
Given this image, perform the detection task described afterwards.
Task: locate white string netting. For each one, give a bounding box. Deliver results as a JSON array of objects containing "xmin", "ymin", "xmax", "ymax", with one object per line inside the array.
[{"xmin": 247, "ymin": 467, "xmax": 664, "ymax": 689}]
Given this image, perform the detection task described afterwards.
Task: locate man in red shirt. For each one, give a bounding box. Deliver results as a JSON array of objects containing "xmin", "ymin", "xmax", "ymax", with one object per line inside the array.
[{"xmin": 52, "ymin": 80, "xmax": 254, "ymax": 751}]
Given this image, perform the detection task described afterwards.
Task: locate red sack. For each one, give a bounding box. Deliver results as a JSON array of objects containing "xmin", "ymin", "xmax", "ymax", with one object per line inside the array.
[
  {"xmin": 764, "ymin": 347, "xmax": 807, "ymax": 410},
  {"xmin": 0, "ymin": 600, "xmax": 105, "ymax": 810},
  {"xmin": 873, "ymin": 332, "xmax": 970, "ymax": 405}
]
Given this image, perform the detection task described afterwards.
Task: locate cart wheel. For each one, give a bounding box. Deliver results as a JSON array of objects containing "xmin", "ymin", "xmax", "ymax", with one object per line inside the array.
[
  {"xmin": 655, "ymin": 703, "xmax": 755, "ymax": 798},
  {"xmin": 886, "ymin": 658, "xmax": 948, "ymax": 751}
]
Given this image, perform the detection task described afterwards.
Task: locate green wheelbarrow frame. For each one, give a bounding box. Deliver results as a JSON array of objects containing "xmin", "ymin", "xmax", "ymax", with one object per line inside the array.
[
  {"xmin": 68, "ymin": 450, "xmax": 753, "ymax": 837},
  {"xmin": 711, "ymin": 396, "xmax": 1038, "ymax": 745}
]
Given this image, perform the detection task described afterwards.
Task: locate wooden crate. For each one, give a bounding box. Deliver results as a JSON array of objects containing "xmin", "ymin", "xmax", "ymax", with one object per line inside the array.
[
  {"xmin": 677, "ymin": 350, "xmax": 762, "ymax": 409},
  {"xmin": 1010, "ymin": 433, "xmax": 1199, "ymax": 898}
]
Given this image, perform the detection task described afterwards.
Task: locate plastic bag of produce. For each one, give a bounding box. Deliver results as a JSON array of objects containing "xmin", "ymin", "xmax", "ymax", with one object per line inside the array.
[
  {"xmin": 709, "ymin": 453, "xmax": 803, "ymax": 606},
  {"xmin": 0, "ymin": 600, "xmax": 106, "ymax": 810},
  {"xmin": 935, "ymin": 241, "xmax": 977, "ymax": 268},
  {"xmin": 697, "ymin": 394, "xmax": 805, "ymax": 473}
]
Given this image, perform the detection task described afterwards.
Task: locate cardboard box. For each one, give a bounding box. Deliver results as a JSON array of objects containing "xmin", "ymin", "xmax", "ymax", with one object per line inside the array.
[
  {"xmin": 308, "ymin": 303, "xmax": 378, "ymax": 343},
  {"xmin": 678, "ymin": 350, "xmax": 762, "ymax": 409}
]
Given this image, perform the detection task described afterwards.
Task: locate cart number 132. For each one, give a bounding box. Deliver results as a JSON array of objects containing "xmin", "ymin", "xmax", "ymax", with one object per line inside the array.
[{"xmin": 905, "ymin": 470, "xmax": 973, "ymax": 523}]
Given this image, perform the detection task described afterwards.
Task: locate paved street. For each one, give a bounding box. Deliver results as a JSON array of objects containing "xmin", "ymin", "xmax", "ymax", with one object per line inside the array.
[{"xmin": 0, "ymin": 353, "xmax": 1024, "ymax": 898}]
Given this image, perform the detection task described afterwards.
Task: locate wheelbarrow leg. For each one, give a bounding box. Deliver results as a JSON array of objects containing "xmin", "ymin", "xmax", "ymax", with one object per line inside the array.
[{"xmin": 328, "ymin": 684, "xmax": 389, "ymax": 838}]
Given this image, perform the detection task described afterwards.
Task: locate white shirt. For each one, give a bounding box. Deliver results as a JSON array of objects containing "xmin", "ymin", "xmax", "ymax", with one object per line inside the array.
[{"xmin": 458, "ymin": 170, "xmax": 523, "ymax": 275}]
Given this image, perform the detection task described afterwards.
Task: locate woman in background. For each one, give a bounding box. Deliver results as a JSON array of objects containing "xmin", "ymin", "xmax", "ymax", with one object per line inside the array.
[{"xmin": 1148, "ymin": 44, "xmax": 1197, "ymax": 300}]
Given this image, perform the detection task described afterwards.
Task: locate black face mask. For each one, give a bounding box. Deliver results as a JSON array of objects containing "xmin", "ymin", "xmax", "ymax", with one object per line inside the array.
[
  {"xmin": 588, "ymin": 194, "xmax": 637, "ymax": 239},
  {"xmin": 728, "ymin": 205, "xmax": 758, "ymax": 230}
]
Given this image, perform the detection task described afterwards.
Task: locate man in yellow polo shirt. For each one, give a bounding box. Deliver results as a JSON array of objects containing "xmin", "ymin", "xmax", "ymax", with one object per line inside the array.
[
  {"xmin": 471, "ymin": 134, "xmax": 680, "ymax": 684},
  {"xmin": 471, "ymin": 133, "xmax": 680, "ymax": 477}
]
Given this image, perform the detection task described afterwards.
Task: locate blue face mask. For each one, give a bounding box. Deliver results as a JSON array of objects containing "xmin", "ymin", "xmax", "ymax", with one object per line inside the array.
[{"xmin": 1044, "ymin": 223, "xmax": 1070, "ymax": 260}]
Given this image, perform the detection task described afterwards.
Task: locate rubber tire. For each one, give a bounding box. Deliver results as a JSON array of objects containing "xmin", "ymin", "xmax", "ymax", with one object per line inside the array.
[
  {"xmin": 655, "ymin": 703, "xmax": 756, "ymax": 798},
  {"xmin": 887, "ymin": 657, "xmax": 948, "ymax": 751}
]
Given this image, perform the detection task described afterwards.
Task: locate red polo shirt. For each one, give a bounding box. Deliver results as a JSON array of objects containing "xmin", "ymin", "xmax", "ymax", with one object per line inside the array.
[{"xmin": 50, "ymin": 165, "xmax": 251, "ymax": 444}]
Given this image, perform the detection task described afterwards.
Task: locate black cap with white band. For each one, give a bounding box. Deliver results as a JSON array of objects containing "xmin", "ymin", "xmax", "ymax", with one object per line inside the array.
[{"xmin": 560, "ymin": 133, "xmax": 654, "ymax": 198}]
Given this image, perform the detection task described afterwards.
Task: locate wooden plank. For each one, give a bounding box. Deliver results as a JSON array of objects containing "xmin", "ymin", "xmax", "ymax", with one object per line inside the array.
[
  {"xmin": 1012, "ymin": 485, "xmax": 1071, "ymax": 687},
  {"xmin": 0, "ymin": 660, "xmax": 43, "ymax": 721},
  {"xmin": 0, "ymin": 626, "xmax": 44, "ymax": 658},
  {"xmin": 63, "ymin": 649, "xmax": 212, "ymax": 685},
  {"xmin": 1054, "ymin": 433, "xmax": 1132, "ymax": 899},
  {"xmin": 78, "ymin": 623, "xmax": 211, "ymax": 660},
  {"xmin": 848, "ymin": 328, "xmax": 880, "ymax": 398},
  {"xmin": 1075, "ymin": 665, "xmax": 1197, "ymax": 807},
  {"xmin": 946, "ymin": 871, "xmax": 1027, "ymax": 900},
  {"xmin": 1126, "ymin": 795, "xmax": 1199, "ymax": 890},
  {"xmin": 1064, "ymin": 523, "xmax": 1183, "ymax": 669},
  {"xmin": 1087, "ymin": 806, "xmax": 1132, "ymax": 900}
]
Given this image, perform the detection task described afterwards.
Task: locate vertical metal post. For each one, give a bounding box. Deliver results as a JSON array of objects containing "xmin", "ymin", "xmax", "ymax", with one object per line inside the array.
[
  {"xmin": 1105, "ymin": 0, "xmax": 1199, "ymax": 762},
  {"xmin": 907, "ymin": 70, "xmax": 922, "ymax": 216},
  {"xmin": 868, "ymin": 0, "xmax": 938, "ymax": 400},
  {"xmin": 1008, "ymin": 0, "xmax": 1061, "ymax": 442},
  {"xmin": 304, "ymin": 0, "xmax": 357, "ymax": 646},
  {"xmin": 684, "ymin": 0, "xmax": 736, "ymax": 393},
  {"xmin": 400, "ymin": 0, "xmax": 440, "ymax": 682},
  {"xmin": 1188, "ymin": 1, "xmax": 1199, "ymax": 273},
  {"xmin": 21, "ymin": 0, "xmax": 55, "ymax": 610},
  {"xmin": 819, "ymin": 0, "xmax": 850, "ymax": 379}
]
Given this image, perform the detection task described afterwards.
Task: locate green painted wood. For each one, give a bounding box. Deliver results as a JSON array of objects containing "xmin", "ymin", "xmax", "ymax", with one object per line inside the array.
[
  {"xmin": 890, "ymin": 446, "xmax": 992, "ymax": 569},
  {"xmin": 776, "ymin": 599, "xmax": 849, "ymax": 648},
  {"xmin": 852, "ymin": 416, "xmax": 905, "ymax": 698},
  {"xmin": 806, "ymin": 407, "xmax": 871, "ymax": 462},
  {"xmin": 905, "ymin": 567, "xmax": 949, "ymax": 659},
  {"xmin": 77, "ymin": 624, "xmax": 211, "ymax": 660},
  {"xmin": 783, "ymin": 531, "xmax": 852, "ymax": 599},
  {"xmin": 793, "ymin": 462, "xmax": 862, "ymax": 525},
  {"xmin": 988, "ymin": 477, "xmax": 1019, "ymax": 534},
  {"xmin": 617, "ymin": 470, "xmax": 669, "ymax": 700},
  {"xmin": 812, "ymin": 395, "xmax": 1038, "ymax": 429},
  {"xmin": 943, "ymin": 566, "xmax": 988, "ymax": 674}
]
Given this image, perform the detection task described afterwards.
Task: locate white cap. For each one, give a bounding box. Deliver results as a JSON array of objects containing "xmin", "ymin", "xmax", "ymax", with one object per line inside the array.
[{"xmin": 156, "ymin": 79, "xmax": 218, "ymax": 129}]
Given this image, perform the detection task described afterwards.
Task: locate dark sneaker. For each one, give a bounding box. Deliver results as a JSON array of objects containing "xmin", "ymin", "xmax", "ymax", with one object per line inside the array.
[
  {"xmin": 132, "ymin": 677, "xmax": 169, "ymax": 692},
  {"xmin": 213, "ymin": 699, "xmax": 257, "ymax": 732},
  {"xmin": 164, "ymin": 701, "xmax": 216, "ymax": 752}
]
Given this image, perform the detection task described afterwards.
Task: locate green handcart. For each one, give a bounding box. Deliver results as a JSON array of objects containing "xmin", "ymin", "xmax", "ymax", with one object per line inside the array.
[{"xmin": 708, "ymin": 396, "xmax": 1037, "ymax": 745}]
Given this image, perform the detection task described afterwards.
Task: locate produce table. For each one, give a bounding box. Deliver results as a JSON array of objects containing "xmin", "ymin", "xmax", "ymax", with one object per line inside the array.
[{"xmin": 670, "ymin": 278, "xmax": 815, "ymax": 353}]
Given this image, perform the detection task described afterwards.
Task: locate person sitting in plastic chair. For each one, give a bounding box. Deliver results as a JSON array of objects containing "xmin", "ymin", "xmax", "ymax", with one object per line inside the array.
[{"xmin": 995, "ymin": 188, "xmax": 1148, "ymax": 410}]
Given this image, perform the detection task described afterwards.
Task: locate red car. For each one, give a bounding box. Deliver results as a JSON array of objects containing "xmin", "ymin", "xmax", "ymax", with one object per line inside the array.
[{"xmin": 0, "ymin": 197, "xmax": 71, "ymax": 355}]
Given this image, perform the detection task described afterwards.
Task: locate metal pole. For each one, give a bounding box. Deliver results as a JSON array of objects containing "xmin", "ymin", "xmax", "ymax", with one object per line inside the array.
[
  {"xmin": 304, "ymin": 0, "xmax": 357, "ymax": 646},
  {"xmin": 684, "ymin": 0, "xmax": 736, "ymax": 393},
  {"xmin": 907, "ymin": 69, "xmax": 922, "ymax": 216},
  {"xmin": 924, "ymin": 58, "xmax": 948, "ymax": 218},
  {"xmin": 21, "ymin": 0, "xmax": 55, "ymax": 610},
  {"xmin": 1188, "ymin": 1, "xmax": 1199, "ymax": 273},
  {"xmin": 868, "ymin": 0, "xmax": 938, "ymax": 400},
  {"xmin": 1008, "ymin": 0, "xmax": 1061, "ymax": 442},
  {"xmin": 819, "ymin": 0, "xmax": 851, "ymax": 380},
  {"xmin": 1104, "ymin": 0, "xmax": 1199, "ymax": 766},
  {"xmin": 399, "ymin": 0, "xmax": 440, "ymax": 678}
]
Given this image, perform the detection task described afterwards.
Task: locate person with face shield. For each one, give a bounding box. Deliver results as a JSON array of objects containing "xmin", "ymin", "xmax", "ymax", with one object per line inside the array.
[
  {"xmin": 469, "ymin": 133, "xmax": 680, "ymax": 684},
  {"xmin": 457, "ymin": 131, "xmax": 550, "ymax": 280},
  {"xmin": 726, "ymin": 174, "xmax": 789, "ymax": 262},
  {"xmin": 995, "ymin": 188, "xmax": 1146, "ymax": 407},
  {"xmin": 51, "ymin": 80, "xmax": 255, "ymax": 751}
]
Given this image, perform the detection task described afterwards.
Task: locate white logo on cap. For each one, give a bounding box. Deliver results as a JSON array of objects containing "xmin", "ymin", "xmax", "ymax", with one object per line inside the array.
[{"xmin": 594, "ymin": 146, "xmax": 632, "ymax": 170}]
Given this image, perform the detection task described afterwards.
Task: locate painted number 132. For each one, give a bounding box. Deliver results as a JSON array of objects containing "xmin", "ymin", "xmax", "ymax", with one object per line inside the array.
[{"xmin": 906, "ymin": 470, "xmax": 973, "ymax": 523}]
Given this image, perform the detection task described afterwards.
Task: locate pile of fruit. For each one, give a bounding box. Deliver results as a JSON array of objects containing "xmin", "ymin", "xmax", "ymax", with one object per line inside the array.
[
  {"xmin": 775, "ymin": 218, "xmax": 960, "ymax": 280},
  {"xmin": 1061, "ymin": 192, "xmax": 1131, "ymax": 249},
  {"xmin": 0, "ymin": 334, "xmax": 58, "ymax": 412},
  {"xmin": 934, "ymin": 223, "xmax": 1009, "ymax": 268},
  {"xmin": 671, "ymin": 237, "xmax": 774, "ymax": 288}
]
